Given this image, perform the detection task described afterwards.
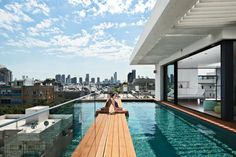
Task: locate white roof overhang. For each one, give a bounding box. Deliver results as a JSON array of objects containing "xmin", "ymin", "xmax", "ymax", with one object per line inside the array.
[{"xmin": 130, "ymin": 0, "xmax": 236, "ymax": 65}]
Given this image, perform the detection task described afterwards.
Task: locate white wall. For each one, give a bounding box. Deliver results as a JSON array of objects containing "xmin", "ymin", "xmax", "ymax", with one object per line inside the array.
[
  {"xmin": 178, "ymin": 69, "xmax": 198, "ymax": 89},
  {"xmin": 155, "ymin": 64, "xmax": 163, "ymax": 100}
]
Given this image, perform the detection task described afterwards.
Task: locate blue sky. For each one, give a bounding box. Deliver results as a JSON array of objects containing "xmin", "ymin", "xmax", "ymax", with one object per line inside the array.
[{"xmin": 0, "ymin": 0, "xmax": 156, "ymax": 81}]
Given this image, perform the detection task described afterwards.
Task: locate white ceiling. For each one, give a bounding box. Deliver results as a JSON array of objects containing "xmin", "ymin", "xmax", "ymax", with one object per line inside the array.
[
  {"xmin": 130, "ymin": 0, "xmax": 236, "ymax": 65},
  {"xmin": 178, "ymin": 45, "xmax": 221, "ymax": 68}
]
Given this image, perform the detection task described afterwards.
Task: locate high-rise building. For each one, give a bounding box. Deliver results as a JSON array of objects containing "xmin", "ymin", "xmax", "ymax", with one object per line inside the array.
[
  {"xmin": 71, "ymin": 77, "xmax": 77, "ymax": 84},
  {"xmin": 79, "ymin": 77, "xmax": 83, "ymax": 84},
  {"xmin": 61, "ymin": 74, "xmax": 65, "ymax": 84},
  {"xmin": 91, "ymin": 78, "xmax": 95, "ymax": 83},
  {"xmin": 114, "ymin": 72, "xmax": 117, "ymax": 83},
  {"xmin": 132, "ymin": 70, "xmax": 136, "ymax": 80},
  {"xmin": 127, "ymin": 72, "xmax": 133, "ymax": 83},
  {"xmin": 0, "ymin": 65, "xmax": 12, "ymax": 85},
  {"xmin": 111, "ymin": 76, "xmax": 114, "ymax": 84},
  {"xmin": 127, "ymin": 70, "xmax": 136, "ymax": 83},
  {"xmin": 66, "ymin": 75, "xmax": 71, "ymax": 84},
  {"xmin": 97, "ymin": 77, "xmax": 100, "ymax": 84},
  {"xmin": 55, "ymin": 74, "xmax": 61, "ymax": 83},
  {"xmin": 85, "ymin": 74, "xmax": 89, "ymax": 84}
]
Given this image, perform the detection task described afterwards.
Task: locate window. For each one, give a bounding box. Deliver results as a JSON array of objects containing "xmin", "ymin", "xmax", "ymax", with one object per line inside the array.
[
  {"xmin": 164, "ymin": 64, "xmax": 175, "ymax": 103},
  {"xmin": 177, "ymin": 45, "xmax": 221, "ymax": 118}
]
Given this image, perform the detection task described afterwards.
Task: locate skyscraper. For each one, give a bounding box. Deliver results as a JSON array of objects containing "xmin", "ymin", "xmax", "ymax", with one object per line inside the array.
[
  {"xmin": 97, "ymin": 77, "xmax": 100, "ymax": 84},
  {"xmin": 114, "ymin": 72, "xmax": 117, "ymax": 83},
  {"xmin": 111, "ymin": 76, "xmax": 114, "ymax": 84},
  {"xmin": 0, "ymin": 65, "xmax": 12, "ymax": 85},
  {"xmin": 61, "ymin": 74, "xmax": 65, "ymax": 84},
  {"xmin": 85, "ymin": 74, "xmax": 89, "ymax": 84},
  {"xmin": 91, "ymin": 78, "xmax": 95, "ymax": 83},
  {"xmin": 55, "ymin": 74, "xmax": 61, "ymax": 83},
  {"xmin": 66, "ymin": 75, "xmax": 71, "ymax": 84},
  {"xmin": 71, "ymin": 77, "xmax": 77, "ymax": 84},
  {"xmin": 127, "ymin": 72, "xmax": 133, "ymax": 83},
  {"xmin": 79, "ymin": 77, "xmax": 83, "ymax": 84},
  {"xmin": 132, "ymin": 70, "xmax": 136, "ymax": 80}
]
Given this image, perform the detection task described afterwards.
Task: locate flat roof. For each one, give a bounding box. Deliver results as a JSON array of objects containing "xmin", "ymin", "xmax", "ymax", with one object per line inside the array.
[{"xmin": 130, "ymin": 0, "xmax": 236, "ymax": 65}]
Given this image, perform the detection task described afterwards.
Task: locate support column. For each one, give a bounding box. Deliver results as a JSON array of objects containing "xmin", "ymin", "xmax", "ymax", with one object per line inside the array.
[
  {"xmin": 221, "ymin": 40, "xmax": 234, "ymax": 121},
  {"xmin": 155, "ymin": 64, "xmax": 163, "ymax": 100}
]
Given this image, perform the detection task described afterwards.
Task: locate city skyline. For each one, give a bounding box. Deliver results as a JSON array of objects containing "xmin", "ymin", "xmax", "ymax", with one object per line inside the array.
[{"xmin": 0, "ymin": 0, "xmax": 155, "ymax": 81}]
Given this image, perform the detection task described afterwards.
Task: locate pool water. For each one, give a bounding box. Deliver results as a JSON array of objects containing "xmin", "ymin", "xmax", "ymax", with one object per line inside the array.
[{"xmin": 62, "ymin": 102, "xmax": 236, "ymax": 157}]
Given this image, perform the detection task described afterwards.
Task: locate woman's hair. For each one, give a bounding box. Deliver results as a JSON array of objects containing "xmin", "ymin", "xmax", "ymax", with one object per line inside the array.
[{"xmin": 110, "ymin": 93, "xmax": 115, "ymax": 97}]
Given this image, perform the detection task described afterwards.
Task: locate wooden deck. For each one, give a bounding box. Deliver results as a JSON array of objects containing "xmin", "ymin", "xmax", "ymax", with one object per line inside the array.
[{"xmin": 71, "ymin": 114, "xmax": 136, "ymax": 157}]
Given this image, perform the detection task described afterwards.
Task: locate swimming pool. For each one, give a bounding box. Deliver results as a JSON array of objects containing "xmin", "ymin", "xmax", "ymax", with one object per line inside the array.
[{"xmin": 62, "ymin": 102, "xmax": 236, "ymax": 157}]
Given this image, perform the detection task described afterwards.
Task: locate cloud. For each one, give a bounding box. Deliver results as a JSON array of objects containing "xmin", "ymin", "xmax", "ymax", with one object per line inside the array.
[
  {"xmin": 25, "ymin": 0, "xmax": 50, "ymax": 16},
  {"xmin": 7, "ymin": 37, "xmax": 50, "ymax": 48},
  {"xmin": 0, "ymin": 2, "xmax": 34, "ymax": 31},
  {"xmin": 92, "ymin": 22, "xmax": 115, "ymax": 31},
  {"xmin": 68, "ymin": 0, "xmax": 92, "ymax": 6},
  {"xmin": 94, "ymin": 0, "xmax": 133, "ymax": 15},
  {"xmin": 130, "ymin": 0, "xmax": 156, "ymax": 14},
  {"xmin": 92, "ymin": 20, "xmax": 147, "ymax": 32},
  {"xmin": 27, "ymin": 18, "xmax": 61, "ymax": 36}
]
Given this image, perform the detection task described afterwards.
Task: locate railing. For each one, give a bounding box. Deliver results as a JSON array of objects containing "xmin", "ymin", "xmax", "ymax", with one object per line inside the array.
[{"xmin": 0, "ymin": 90, "xmax": 102, "ymax": 157}]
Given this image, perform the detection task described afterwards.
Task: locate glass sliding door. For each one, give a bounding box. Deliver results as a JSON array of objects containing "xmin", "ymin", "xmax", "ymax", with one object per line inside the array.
[
  {"xmin": 177, "ymin": 45, "xmax": 221, "ymax": 118},
  {"xmin": 234, "ymin": 42, "xmax": 236, "ymax": 118},
  {"xmin": 164, "ymin": 64, "xmax": 175, "ymax": 103}
]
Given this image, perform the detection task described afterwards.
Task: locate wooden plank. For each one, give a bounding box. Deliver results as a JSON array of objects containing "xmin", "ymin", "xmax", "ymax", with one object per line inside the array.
[
  {"xmin": 95, "ymin": 116, "xmax": 111, "ymax": 157},
  {"xmin": 118, "ymin": 114, "xmax": 128, "ymax": 157},
  {"xmin": 88, "ymin": 115, "xmax": 110, "ymax": 157},
  {"xmin": 111, "ymin": 114, "xmax": 119, "ymax": 157},
  {"xmin": 80, "ymin": 114, "xmax": 107, "ymax": 157},
  {"xmin": 71, "ymin": 113, "xmax": 136, "ymax": 157},
  {"xmin": 71, "ymin": 114, "xmax": 105, "ymax": 157},
  {"xmin": 121, "ymin": 114, "xmax": 136, "ymax": 157},
  {"xmin": 103, "ymin": 115, "xmax": 114, "ymax": 157}
]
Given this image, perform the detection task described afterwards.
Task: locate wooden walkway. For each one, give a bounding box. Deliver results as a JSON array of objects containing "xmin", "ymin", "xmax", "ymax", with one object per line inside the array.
[{"xmin": 71, "ymin": 114, "xmax": 136, "ymax": 157}]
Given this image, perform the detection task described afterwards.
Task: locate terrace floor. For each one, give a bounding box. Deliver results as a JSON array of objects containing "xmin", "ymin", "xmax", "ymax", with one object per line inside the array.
[{"xmin": 71, "ymin": 113, "xmax": 136, "ymax": 157}]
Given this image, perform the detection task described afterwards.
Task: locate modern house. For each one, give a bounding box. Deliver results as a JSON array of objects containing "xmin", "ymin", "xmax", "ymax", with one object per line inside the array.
[{"xmin": 130, "ymin": 0, "xmax": 236, "ymax": 121}]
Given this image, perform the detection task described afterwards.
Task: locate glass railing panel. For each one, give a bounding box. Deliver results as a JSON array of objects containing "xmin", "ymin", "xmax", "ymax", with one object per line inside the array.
[{"xmin": 0, "ymin": 93, "xmax": 97, "ymax": 157}]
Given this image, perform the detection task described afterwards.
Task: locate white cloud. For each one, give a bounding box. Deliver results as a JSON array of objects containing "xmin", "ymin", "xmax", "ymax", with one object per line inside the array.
[
  {"xmin": 25, "ymin": 0, "xmax": 50, "ymax": 16},
  {"xmin": 94, "ymin": 0, "xmax": 132, "ymax": 15},
  {"xmin": 7, "ymin": 37, "xmax": 50, "ymax": 48},
  {"xmin": 28, "ymin": 18, "xmax": 62, "ymax": 36},
  {"xmin": 50, "ymin": 33, "xmax": 90, "ymax": 48},
  {"xmin": 92, "ymin": 22, "xmax": 115, "ymax": 31},
  {"xmin": 131, "ymin": 0, "xmax": 156, "ymax": 14},
  {"xmin": 0, "ymin": 4, "xmax": 33, "ymax": 32},
  {"xmin": 68, "ymin": 0, "xmax": 92, "ymax": 6}
]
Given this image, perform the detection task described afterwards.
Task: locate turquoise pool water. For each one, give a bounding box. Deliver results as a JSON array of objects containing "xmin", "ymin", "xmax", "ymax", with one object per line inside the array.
[{"xmin": 62, "ymin": 102, "xmax": 236, "ymax": 157}]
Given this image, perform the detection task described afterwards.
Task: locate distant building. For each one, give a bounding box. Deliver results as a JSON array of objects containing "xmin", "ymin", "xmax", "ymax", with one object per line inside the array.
[
  {"xmin": 91, "ymin": 78, "xmax": 95, "ymax": 83},
  {"xmin": 66, "ymin": 75, "xmax": 71, "ymax": 84},
  {"xmin": 97, "ymin": 77, "xmax": 100, "ymax": 84},
  {"xmin": 114, "ymin": 72, "xmax": 117, "ymax": 83},
  {"xmin": 127, "ymin": 70, "xmax": 136, "ymax": 83},
  {"xmin": 0, "ymin": 65, "xmax": 12, "ymax": 85},
  {"xmin": 22, "ymin": 85, "xmax": 54, "ymax": 104},
  {"xmin": 61, "ymin": 74, "xmax": 65, "ymax": 84},
  {"xmin": 128, "ymin": 72, "xmax": 133, "ymax": 83},
  {"xmin": 85, "ymin": 74, "xmax": 89, "ymax": 84},
  {"xmin": 0, "ymin": 106, "xmax": 73, "ymax": 157},
  {"xmin": 132, "ymin": 70, "xmax": 136, "ymax": 80},
  {"xmin": 79, "ymin": 77, "xmax": 83, "ymax": 84},
  {"xmin": 0, "ymin": 85, "xmax": 23, "ymax": 105},
  {"xmin": 71, "ymin": 77, "xmax": 77, "ymax": 84},
  {"xmin": 55, "ymin": 74, "xmax": 61, "ymax": 83},
  {"xmin": 111, "ymin": 76, "xmax": 114, "ymax": 84}
]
